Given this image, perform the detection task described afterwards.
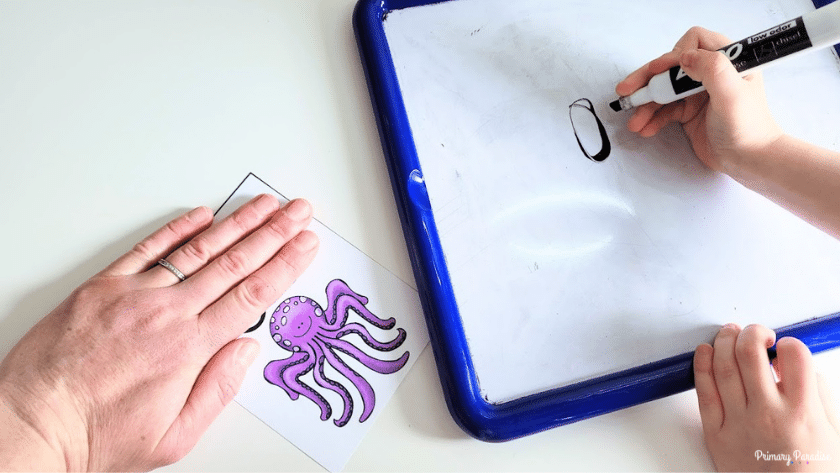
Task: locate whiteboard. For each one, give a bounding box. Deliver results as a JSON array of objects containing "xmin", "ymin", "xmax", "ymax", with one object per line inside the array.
[{"xmin": 382, "ymin": 0, "xmax": 840, "ymax": 404}]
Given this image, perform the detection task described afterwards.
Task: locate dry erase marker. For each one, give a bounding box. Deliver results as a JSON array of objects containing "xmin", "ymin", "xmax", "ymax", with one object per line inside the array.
[{"xmin": 610, "ymin": 1, "xmax": 840, "ymax": 112}]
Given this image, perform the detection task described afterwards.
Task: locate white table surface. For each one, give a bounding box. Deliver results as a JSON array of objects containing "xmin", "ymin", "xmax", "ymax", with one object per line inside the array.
[{"xmin": 2, "ymin": 1, "xmax": 839, "ymax": 471}]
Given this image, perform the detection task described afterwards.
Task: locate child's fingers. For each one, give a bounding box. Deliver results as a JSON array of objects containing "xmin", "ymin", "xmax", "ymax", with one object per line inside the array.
[
  {"xmin": 694, "ymin": 343, "xmax": 724, "ymax": 431},
  {"xmin": 672, "ymin": 26, "xmax": 732, "ymax": 53},
  {"xmin": 679, "ymin": 49, "xmax": 744, "ymax": 108},
  {"xmin": 712, "ymin": 324, "xmax": 747, "ymax": 416},
  {"xmin": 638, "ymin": 101, "xmax": 688, "ymax": 137},
  {"xmin": 616, "ymin": 51, "xmax": 680, "ymax": 97},
  {"xmin": 771, "ymin": 357, "xmax": 781, "ymax": 382},
  {"xmin": 734, "ymin": 324, "xmax": 778, "ymax": 406},
  {"xmin": 775, "ymin": 337, "xmax": 817, "ymax": 404},
  {"xmin": 627, "ymin": 102, "xmax": 662, "ymax": 133},
  {"xmin": 616, "ymin": 27, "xmax": 730, "ymax": 98},
  {"xmin": 816, "ymin": 373, "xmax": 840, "ymax": 434}
]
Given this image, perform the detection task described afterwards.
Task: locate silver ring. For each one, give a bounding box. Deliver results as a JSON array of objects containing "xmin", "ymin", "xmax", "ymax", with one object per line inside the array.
[{"xmin": 157, "ymin": 258, "xmax": 186, "ymax": 281}]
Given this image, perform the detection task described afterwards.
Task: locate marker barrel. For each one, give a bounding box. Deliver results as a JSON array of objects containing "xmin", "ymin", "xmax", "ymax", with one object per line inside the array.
[{"xmin": 616, "ymin": 1, "xmax": 840, "ymax": 110}]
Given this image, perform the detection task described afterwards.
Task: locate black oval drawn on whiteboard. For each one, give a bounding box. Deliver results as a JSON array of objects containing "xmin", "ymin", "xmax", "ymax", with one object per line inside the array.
[{"xmin": 569, "ymin": 98, "xmax": 611, "ymax": 162}]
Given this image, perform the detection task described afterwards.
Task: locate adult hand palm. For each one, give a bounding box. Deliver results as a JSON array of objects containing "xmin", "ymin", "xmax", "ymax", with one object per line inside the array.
[{"xmin": 0, "ymin": 195, "xmax": 318, "ymax": 471}]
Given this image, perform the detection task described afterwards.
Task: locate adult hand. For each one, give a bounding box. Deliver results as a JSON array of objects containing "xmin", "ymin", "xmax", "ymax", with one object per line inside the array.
[
  {"xmin": 0, "ymin": 194, "xmax": 319, "ymax": 471},
  {"xmin": 615, "ymin": 27, "xmax": 784, "ymax": 175}
]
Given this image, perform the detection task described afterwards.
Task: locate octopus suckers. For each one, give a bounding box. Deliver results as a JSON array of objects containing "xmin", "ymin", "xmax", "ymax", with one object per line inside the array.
[{"xmin": 263, "ymin": 279, "xmax": 410, "ymax": 428}]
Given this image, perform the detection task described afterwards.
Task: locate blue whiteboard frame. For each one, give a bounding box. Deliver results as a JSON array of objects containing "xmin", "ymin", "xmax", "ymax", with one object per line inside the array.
[{"xmin": 353, "ymin": 0, "xmax": 840, "ymax": 441}]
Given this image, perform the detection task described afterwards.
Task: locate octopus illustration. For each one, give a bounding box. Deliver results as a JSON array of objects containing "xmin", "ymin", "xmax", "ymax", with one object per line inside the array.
[{"xmin": 263, "ymin": 279, "xmax": 410, "ymax": 427}]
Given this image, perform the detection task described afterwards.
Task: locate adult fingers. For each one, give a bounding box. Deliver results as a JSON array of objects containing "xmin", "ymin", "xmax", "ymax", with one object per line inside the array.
[
  {"xmin": 694, "ymin": 343, "xmax": 724, "ymax": 432},
  {"xmin": 101, "ymin": 206, "xmax": 213, "ymax": 277},
  {"xmin": 733, "ymin": 324, "xmax": 779, "ymax": 406},
  {"xmin": 198, "ymin": 230, "xmax": 319, "ymax": 352},
  {"xmin": 774, "ymin": 337, "xmax": 818, "ymax": 404},
  {"xmin": 145, "ymin": 194, "xmax": 280, "ymax": 286},
  {"xmin": 180, "ymin": 198, "xmax": 313, "ymax": 311},
  {"xmin": 153, "ymin": 338, "xmax": 259, "ymax": 467},
  {"xmin": 712, "ymin": 324, "xmax": 747, "ymax": 416}
]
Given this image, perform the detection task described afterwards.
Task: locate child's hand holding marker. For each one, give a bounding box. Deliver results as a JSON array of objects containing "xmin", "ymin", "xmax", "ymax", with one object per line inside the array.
[
  {"xmin": 614, "ymin": 26, "xmax": 783, "ymax": 174},
  {"xmin": 613, "ymin": 9, "xmax": 840, "ymax": 471},
  {"xmin": 615, "ymin": 20, "xmax": 840, "ymax": 242}
]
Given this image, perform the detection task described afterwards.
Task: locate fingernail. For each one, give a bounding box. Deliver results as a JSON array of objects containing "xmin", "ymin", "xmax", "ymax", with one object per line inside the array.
[
  {"xmin": 254, "ymin": 194, "xmax": 280, "ymax": 216},
  {"xmin": 285, "ymin": 199, "xmax": 312, "ymax": 221},
  {"xmin": 238, "ymin": 340, "xmax": 260, "ymax": 367},
  {"xmin": 293, "ymin": 230, "xmax": 319, "ymax": 251},
  {"xmin": 186, "ymin": 206, "xmax": 211, "ymax": 223}
]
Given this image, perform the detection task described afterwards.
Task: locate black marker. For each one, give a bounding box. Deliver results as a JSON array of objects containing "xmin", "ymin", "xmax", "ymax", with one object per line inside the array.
[{"xmin": 610, "ymin": 1, "xmax": 840, "ymax": 112}]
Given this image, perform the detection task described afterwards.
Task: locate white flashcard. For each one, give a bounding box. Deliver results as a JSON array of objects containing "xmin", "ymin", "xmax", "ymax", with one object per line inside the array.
[{"xmin": 216, "ymin": 174, "xmax": 428, "ymax": 472}]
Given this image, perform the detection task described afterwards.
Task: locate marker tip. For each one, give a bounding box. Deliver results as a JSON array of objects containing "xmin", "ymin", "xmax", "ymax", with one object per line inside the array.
[{"xmin": 609, "ymin": 99, "xmax": 622, "ymax": 112}]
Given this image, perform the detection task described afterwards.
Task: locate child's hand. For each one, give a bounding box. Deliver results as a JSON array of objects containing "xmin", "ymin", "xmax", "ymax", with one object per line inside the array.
[
  {"xmin": 616, "ymin": 27, "xmax": 783, "ymax": 177},
  {"xmin": 694, "ymin": 324, "xmax": 840, "ymax": 471}
]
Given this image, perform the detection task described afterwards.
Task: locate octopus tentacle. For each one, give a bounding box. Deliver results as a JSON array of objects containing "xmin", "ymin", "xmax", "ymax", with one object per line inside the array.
[
  {"xmin": 264, "ymin": 348, "xmax": 332, "ymax": 421},
  {"xmin": 311, "ymin": 342, "xmax": 354, "ymax": 427},
  {"xmin": 267, "ymin": 279, "xmax": 411, "ymax": 427},
  {"xmin": 327, "ymin": 338, "xmax": 410, "ymax": 374},
  {"xmin": 323, "ymin": 279, "xmax": 367, "ymax": 325},
  {"xmin": 325, "ymin": 294, "xmax": 395, "ymax": 331},
  {"xmin": 263, "ymin": 351, "xmax": 308, "ymax": 400},
  {"xmin": 324, "ymin": 323, "xmax": 406, "ymax": 351},
  {"xmin": 327, "ymin": 279, "xmax": 369, "ymax": 305},
  {"xmin": 323, "ymin": 346, "xmax": 377, "ymax": 423}
]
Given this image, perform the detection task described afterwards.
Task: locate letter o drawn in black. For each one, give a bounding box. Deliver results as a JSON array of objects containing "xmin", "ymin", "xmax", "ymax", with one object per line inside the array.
[{"xmin": 569, "ymin": 98, "xmax": 611, "ymax": 162}]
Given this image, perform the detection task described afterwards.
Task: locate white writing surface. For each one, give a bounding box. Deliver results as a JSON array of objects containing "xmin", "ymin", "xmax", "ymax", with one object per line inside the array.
[{"xmin": 384, "ymin": 0, "xmax": 840, "ymax": 403}]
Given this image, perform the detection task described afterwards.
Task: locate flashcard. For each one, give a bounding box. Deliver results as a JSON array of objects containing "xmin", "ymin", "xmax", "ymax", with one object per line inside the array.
[{"xmin": 216, "ymin": 174, "xmax": 428, "ymax": 472}]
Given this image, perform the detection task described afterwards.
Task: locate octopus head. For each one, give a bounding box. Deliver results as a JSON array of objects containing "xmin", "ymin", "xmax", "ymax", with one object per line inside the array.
[{"xmin": 269, "ymin": 296, "xmax": 324, "ymax": 352}]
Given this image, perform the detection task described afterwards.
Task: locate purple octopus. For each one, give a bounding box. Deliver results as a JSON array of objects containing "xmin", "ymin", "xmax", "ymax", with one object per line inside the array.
[{"xmin": 264, "ymin": 279, "xmax": 410, "ymax": 427}]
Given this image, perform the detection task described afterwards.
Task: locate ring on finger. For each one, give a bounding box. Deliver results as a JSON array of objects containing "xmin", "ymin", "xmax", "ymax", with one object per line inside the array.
[{"xmin": 157, "ymin": 258, "xmax": 187, "ymax": 282}]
